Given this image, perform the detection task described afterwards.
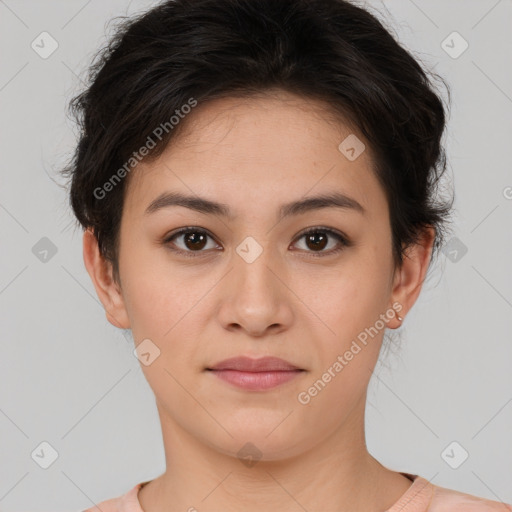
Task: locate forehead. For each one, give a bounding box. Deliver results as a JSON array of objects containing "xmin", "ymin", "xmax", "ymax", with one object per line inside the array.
[{"xmin": 123, "ymin": 90, "xmax": 385, "ymax": 221}]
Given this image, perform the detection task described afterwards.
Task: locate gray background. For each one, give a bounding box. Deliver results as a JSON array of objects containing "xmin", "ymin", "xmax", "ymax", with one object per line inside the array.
[{"xmin": 0, "ymin": 0, "xmax": 511, "ymax": 510}]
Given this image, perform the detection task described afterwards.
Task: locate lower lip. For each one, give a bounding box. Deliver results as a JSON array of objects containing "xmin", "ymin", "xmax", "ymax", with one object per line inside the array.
[{"xmin": 207, "ymin": 369, "xmax": 303, "ymax": 390}]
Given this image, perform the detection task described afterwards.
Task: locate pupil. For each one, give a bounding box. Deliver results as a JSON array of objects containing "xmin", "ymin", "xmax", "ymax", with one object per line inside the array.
[
  {"xmin": 185, "ymin": 232, "xmax": 206, "ymax": 250},
  {"xmin": 307, "ymin": 232, "xmax": 327, "ymax": 251}
]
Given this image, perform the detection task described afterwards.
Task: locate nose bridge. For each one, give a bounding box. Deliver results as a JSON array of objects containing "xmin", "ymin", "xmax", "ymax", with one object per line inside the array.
[{"xmin": 233, "ymin": 234, "xmax": 279, "ymax": 294}]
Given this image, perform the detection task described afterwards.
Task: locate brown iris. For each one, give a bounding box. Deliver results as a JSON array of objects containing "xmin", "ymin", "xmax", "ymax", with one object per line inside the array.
[
  {"xmin": 304, "ymin": 231, "xmax": 328, "ymax": 251},
  {"xmin": 183, "ymin": 231, "xmax": 208, "ymax": 251}
]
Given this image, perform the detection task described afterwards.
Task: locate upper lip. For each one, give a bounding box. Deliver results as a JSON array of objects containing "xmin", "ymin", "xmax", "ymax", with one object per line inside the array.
[{"xmin": 207, "ymin": 356, "xmax": 303, "ymax": 372}]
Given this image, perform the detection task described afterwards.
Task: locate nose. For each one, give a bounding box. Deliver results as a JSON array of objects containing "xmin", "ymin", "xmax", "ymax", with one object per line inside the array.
[{"xmin": 216, "ymin": 244, "xmax": 294, "ymax": 337}]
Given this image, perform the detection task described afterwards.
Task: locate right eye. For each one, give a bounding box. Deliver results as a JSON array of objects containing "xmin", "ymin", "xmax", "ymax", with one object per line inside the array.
[{"xmin": 163, "ymin": 227, "xmax": 222, "ymax": 257}]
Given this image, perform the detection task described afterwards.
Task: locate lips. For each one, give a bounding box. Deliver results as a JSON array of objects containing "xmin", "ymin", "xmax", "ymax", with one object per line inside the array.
[
  {"xmin": 206, "ymin": 356, "xmax": 305, "ymax": 391},
  {"xmin": 206, "ymin": 356, "xmax": 302, "ymax": 372}
]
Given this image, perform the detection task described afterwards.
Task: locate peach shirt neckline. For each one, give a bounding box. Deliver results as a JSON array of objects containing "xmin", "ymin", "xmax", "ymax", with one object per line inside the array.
[{"xmin": 122, "ymin": 472, "xmax": 434, "ymax": 512}]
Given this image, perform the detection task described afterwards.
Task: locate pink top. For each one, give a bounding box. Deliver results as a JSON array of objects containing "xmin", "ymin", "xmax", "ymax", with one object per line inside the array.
[{"xmin": 83, "ymin": 473, "xmax": 512, "ymax": 511}]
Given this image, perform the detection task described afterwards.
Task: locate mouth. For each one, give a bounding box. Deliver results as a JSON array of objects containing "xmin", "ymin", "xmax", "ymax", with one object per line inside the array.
[{"xmin": 205, "ymin": 356, "xmax": 305, "ymax": 391}]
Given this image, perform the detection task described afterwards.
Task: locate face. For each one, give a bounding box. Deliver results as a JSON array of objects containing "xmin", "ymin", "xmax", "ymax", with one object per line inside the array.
[{"xmin": 85, "ymin": 89, "xmax": 432, "ymax": 461}]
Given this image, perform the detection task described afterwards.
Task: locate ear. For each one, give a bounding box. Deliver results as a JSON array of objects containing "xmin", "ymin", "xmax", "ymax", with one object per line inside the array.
[
  {"xmin": 82, "ymin": 228, "xmax": 130, "ymax": 329},
  {"xmin": 388, "ymin": 226, "xmax": 436, "ymax": 328}
]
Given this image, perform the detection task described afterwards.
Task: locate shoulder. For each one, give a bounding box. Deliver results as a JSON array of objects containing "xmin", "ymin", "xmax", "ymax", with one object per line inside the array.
[
  {"xmin": 81, "ymin": 481, "xmax": 146, "ymax": 512},
  {"xmin": 394, "ymin": 474, "xmax": 512, "ymax": 512},
  {"xmin": 430, "ymin": 481, "xmax": 512, "ymax": 511}
]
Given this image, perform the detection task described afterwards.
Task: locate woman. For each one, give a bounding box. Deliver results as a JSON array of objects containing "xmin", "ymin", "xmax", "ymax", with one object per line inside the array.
[{"xmin": 61, "ymin": 0, "xmax": 511, "ymax": 510}]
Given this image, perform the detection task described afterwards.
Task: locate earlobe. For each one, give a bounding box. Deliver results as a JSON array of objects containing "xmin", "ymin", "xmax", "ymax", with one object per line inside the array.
[
  {"xmin": 82, "ymin": 228, "xmax": 131, "ymax": 329},
  {"xmin": 389, "ymin": 226, "xmax": 435, "ymax": 329}
]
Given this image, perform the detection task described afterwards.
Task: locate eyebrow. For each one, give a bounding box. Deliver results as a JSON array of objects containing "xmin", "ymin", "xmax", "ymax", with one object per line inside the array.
[{"xmin": 144, "ymin": 190, "xmax": 365, "ymax": 219}]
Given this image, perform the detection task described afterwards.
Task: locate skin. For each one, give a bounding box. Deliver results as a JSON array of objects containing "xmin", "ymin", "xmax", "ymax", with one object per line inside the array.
[{"xmin": 83, "ymin": 89, "xmax": 435, "ymax": 512}]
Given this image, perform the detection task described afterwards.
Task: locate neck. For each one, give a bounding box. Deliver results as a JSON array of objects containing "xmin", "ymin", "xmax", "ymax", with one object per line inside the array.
[{"xmin": 138, "ymin": 395, "xmax": 412, "ymax": 512}]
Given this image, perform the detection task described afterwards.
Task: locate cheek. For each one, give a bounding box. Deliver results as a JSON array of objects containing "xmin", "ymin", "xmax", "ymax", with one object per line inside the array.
[
  {"xmin": 124, "ymin": 272, "xmax": 194, "ymax": 339},
  {"xmin": 119, "ymin": 241, "xmax": 182, "ymax": 330},
  {"xmin": 120, "ymin": 253, "xmax": 218, "ymax": 366},
  {"xmin": 297, "ymin": 270, "xmax": 388, "ymax": 422},
  {"xmin": 303, "ymin": 257, "xmax": 389, "ymax": 331},
  {"xmin": 298, "ymin": 252, "xmax": 392, "ymax": 387}
]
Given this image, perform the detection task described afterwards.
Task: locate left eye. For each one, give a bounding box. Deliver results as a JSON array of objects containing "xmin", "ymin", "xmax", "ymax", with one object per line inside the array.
[{"xmin": 291, "ymin": 227, "xmax": 348, "ymax": 256}]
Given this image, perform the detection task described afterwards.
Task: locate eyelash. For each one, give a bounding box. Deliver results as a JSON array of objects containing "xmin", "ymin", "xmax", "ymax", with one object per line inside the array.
[{"xmin": 162, "ymin": 226, "xmax": 351, "ymax": 259}]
